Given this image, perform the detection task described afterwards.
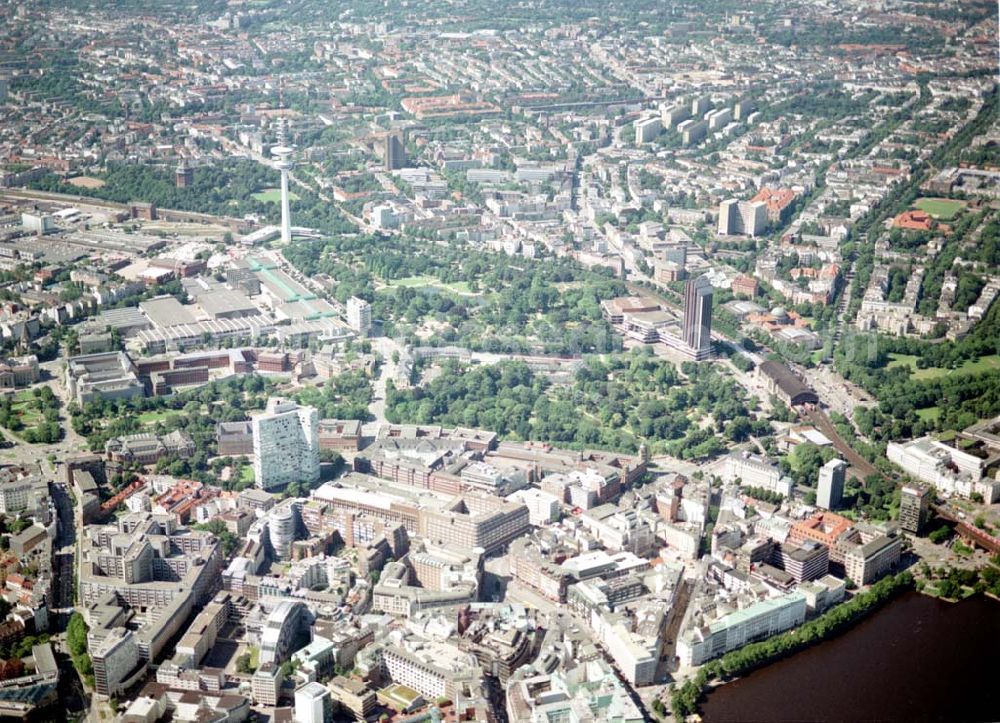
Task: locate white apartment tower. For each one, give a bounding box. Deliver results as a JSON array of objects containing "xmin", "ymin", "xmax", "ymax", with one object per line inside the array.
[
  {"xmin": 253, "ymin": 398, "xmax": 320, "ymax": 491},
  {"xmin": 347, "ymin": 296, "xmax": 372, "ymax": 336}
]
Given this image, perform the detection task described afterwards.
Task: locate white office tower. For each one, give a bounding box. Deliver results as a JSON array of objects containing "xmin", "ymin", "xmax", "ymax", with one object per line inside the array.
[
  {"xmin": 271, "ymin": 120, "xmax": 295, "ymax": 244},
  {"xmin": 816, "ymin": 458, "xmax": 848, "ymax": 510},
  {"xmin": 295, "ymin": 681, "xmax": 331, "ymax": 723},
  {"xmin": 268, "ymin": 502, "xmax": 299, "ymax": 560},
  {"xmin": 718, "ymin": 198, "xmax": 767, "ymax": 237},
  {"xmin": 347, "ymin": 296, "xmax": 372, "ymax": 336},
  {"xmin": 253, "ymin": 398, "xmax": 319, "ymax": 491}
]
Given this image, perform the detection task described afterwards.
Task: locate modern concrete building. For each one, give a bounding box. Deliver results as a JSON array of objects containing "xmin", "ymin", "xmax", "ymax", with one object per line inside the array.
[
  {"xmin": 888, "ymin": 437, "xmax": 1000, "ymax": 503},
  {"xmin": 718, "ymin": 198, "xmax": 767, "ymax": 237},
  {"xmin": 329, "ymin": 676, "xmax": 377, "ymax": 721},
  {"xmin": 253, "ymin": 398, "xmax": 320, "ymax": 491},
  {"xmin": 718, "ymin": 453, "xmax": 793, "ymax": 498},
  {"xmin": 294, "ymin": 681, "xmax": 331, "ymax": 723},
  {"xmin": 0, "ymin": 467, "xmax": 48, "ymax": 516},
  {"xmin": 506, "ymin": 658, "xmax": 644, "ymax": 722},
  {"xmin": 251, "ymin": 664, "xmax": 284, "ymax": 707},
  {"xmin": 816, "ymin": 458, "xmax": 848, "ymax": 510},
  {"xmin": 419, "ymin": 494, "xmax": 530, "ymax": 555}
]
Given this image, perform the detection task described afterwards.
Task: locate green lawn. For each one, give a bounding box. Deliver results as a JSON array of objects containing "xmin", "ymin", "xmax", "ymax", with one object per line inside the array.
[
  {"xmin": 887, "ymin": 353, "xmax": 919, "ymax": 370},
  {"xmin": 239, "ymin": 466, "xmax": 255, "ymax": 483},
  {"xmin": 252, "ymin": 187, "xmax": 299, "ymax": 203},
  {"xmin": 381, "ymin": 275, "xmax": 475, "ymax": 295},
  {"xmin": 11, "ymin": 392, "xmax": 43, "ymax": 426},
  {"xmin": 137, "ymin": 410, "xmax": 179, "ymax": 425},
  {"xmin": 887, "ymin": 353, "xmax": 1000, "ymax": 380},
  {"xmin": 10, "ymin": 403, "xmax": 42, "ymax": 426},
  {"xmin": 916, "ymin": 407, "xmax": 942, "ymax": 422},
  {"xmin": 913, "ymin": 197, "xmax": 965, "ymax": 221}
]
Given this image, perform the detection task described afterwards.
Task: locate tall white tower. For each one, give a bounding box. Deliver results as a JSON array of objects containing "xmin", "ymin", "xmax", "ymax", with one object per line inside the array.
[{"xmin": 271, "ymin": 120, "xmax": 294, "ymax": 244}]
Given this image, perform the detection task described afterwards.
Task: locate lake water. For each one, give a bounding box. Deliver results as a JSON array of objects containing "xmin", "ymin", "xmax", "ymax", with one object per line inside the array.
[{"xmin": 700, "ymin": 591, "xmax": 1000, "ymax": 722}]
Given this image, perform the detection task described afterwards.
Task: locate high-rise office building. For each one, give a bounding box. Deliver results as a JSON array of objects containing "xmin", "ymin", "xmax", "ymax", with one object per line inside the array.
[
  {"xmin": 385, "ymin": 132, "xmax": 406, "ymax": 171},
  {"xmin": 816, "ymin": 458, "xmax": 848, "ymax": 510},
  {"xmin": 346, "ymin": 296, "xmax": 372, "ymax": 336},
  {"xmin": 718, "ymin": 198, "xmax": 767, "ymax": 237},
  {"xmin": 899, "ymin": 484, "xmax": 931, "ymax": 534},
  {"xmin": 268, "ymin": 501, "xmax": 300, "ymax": 559},
  {"xmin": 682, "ymin": 275, "xmax": 713, "ymax": 360},
  {"xmin": 90, "ymin": 628, "xmax": 140, "ymax": 698},
  {"xmin": 253, "ymin": 398, "xmax": 320, "ymax": 491}
]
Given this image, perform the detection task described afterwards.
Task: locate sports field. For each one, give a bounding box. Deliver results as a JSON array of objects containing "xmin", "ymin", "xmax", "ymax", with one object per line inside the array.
[
  {"xmin": 913, "ymin": 197, "xmax": 964, "ymax": 221},
  {"xmin": 252, "ymin": 187, "xmax": 299, "ymax": 203},
  {"xmin": 67, "ymin": 176, "xmax": 106, "ymax": 189}
]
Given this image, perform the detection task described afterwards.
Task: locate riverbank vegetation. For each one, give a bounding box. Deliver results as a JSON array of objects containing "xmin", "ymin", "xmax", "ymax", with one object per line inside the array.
[
  {"xmin": 669, "ymin": 571, "xmax": 915, "ymax": 721},
  {"xmin": 917, "ymin": 556, "xmax": 1000, "ymax": 600}
]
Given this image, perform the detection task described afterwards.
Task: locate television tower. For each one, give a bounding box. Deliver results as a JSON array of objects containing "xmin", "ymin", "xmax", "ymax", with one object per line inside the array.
[{"xmin": 271, "ymin": 119, "xmax": 294, "ymax": 244}]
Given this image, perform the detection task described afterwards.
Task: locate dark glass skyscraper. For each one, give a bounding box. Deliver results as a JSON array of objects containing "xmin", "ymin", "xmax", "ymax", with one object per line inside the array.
[
  {"xmin": 385, "ymin": 132, "xmax": 406, "ymax": 170},
  {"xmin": 683, "ymin": 275, "xmax": 713, "ymax": 358}
]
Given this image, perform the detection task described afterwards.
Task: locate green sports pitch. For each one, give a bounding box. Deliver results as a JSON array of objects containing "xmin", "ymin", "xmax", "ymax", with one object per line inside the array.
[
  {"xmin": 252, "ymin": 187, "xmax": 300, "ymax": 203},
  {"xmin": 913, "ymin": 197, "xmax": 964, "ymax": 221}
]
